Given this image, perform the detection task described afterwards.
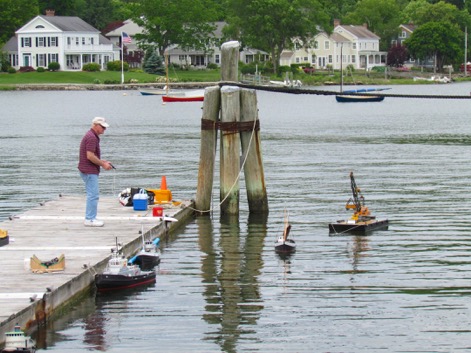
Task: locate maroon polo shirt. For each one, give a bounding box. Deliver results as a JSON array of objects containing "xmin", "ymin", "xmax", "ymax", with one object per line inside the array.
[{"xmin": 78, "ymin": 129, "xmax": 101, "ymax": 174}]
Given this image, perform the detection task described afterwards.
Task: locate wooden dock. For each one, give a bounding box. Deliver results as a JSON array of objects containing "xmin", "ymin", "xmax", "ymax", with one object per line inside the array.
[{"xmin": 0, "ymin": 195, "xmax": 194, "ymax": 343}]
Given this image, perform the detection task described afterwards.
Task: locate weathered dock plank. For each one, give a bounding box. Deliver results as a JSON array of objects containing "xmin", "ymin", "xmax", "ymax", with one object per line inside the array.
[{"xmin": 0, "ymin": 195, "xmax": 194, "ymax": 343}]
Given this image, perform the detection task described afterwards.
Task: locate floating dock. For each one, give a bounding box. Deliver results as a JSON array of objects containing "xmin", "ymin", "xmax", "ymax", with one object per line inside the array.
[{"xmin": 0, "ymin": 195, "xmax": 194, "ymax": 344}]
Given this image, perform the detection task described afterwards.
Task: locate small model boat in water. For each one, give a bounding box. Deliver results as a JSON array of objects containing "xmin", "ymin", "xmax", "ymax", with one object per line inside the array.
[
  {"xmin": 1, "ymin": 324, "xmax": 36, "ymax": 353},
  {"xmin": 127, "ymin": 227, "xmax": 161, "ymax": 271},
  {"xmin": 275, "ymin": 209, "xmax": 296, "ymax": 253},
  {"xmin": 329, "ymin": 172, "xmax": 388, "ymax": 235},
  {"xmin": 95, "ymin": 239, "xmax": 156, "ymax": 292}
]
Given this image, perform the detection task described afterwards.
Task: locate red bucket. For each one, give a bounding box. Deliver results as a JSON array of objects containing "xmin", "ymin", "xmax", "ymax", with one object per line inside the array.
[{"xmin": 152, "ymin": 207, "xmax": 163, "ymax": 217}]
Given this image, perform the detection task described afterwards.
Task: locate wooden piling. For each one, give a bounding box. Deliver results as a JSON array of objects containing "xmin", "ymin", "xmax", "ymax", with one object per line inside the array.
[
  {"xmin": 240, "ymin": 89, "xmax": 268, "ymax": 213},
  {"xmin": 221, "ymin": 41, "xmax": 240, "ymax": 82},
  {"xmin": 220, "ymin": 86, "xmax": 241, "ymax": 215},
  {"xmin": 195, "ymin": 86, "xmax": 221, "ymax": 213}
]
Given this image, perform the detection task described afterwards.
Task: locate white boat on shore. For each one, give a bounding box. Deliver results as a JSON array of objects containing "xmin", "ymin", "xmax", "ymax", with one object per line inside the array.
[{"xmin": 413, "ymin": 76, "xmax": 451, "ymax": 83}]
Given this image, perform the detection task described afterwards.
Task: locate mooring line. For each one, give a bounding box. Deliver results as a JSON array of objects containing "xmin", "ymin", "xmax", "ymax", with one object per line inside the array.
[{"xmin": 218, "ymin": 81, "xmax": 471, "ymax": 99}]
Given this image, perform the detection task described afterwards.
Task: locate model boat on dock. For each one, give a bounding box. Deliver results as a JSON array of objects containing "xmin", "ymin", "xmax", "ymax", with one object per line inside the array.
[
  {"xmin": 0, "ymin": 229, "xmax": 8, "ymax": 247},
  {"xmin": 275, "ymin": 209, "xmax": 296, "ymax": 253},
  {"xmin": 329, "ymin": 172, "xmax": 388, "ymax": 235},
  {"xmin": 1, "ymin": 324, "xmax": 36, "ymax": 353},
  {"xmin": 95, "ymin": 239, "xmax": 156, "ymax": 292}
]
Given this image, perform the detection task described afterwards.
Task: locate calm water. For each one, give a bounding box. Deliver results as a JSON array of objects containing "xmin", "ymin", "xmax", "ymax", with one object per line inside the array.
[{"xmin": 1, "ymin": 84, "xmax": 471, "ymax": 352}]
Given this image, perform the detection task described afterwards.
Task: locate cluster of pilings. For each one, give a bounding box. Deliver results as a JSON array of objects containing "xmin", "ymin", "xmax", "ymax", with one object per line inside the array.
[{"xmin": 195, "ymin": 41, "xmax": 268, "ymax": 215}]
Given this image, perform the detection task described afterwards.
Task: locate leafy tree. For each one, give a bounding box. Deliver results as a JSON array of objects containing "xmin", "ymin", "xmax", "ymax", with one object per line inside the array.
[
  {"xmin": 131, "ymin": 0, "xmax": 218, "ymax": 56},
  {"xmin": 343, "ymin": 0, "xmax": 401, "ymax": 51},
  {"xmin": 0, "ymin": 0, "xmax": 39, "ymax": 44},
  {"xmin": 401, "ymin": 0, "xmax": 465, "ymax": 26},
  {"xmin": 399, "ymin": 0, "xmax": 431, "ymax": 24},
  {"xmin": 227, "ymin": 0, "xmax": 330, "ymax": 74},
  {"xmin": 404, "ymin": 21, "xmax": 462, "ymax": 71},
  {"xmin": 317, "ymin": 0, "xmax": 357, "ymax": 20},
  {"xmin": 387, "ymin": 44, "xmax": 409, "ymax": 67}
]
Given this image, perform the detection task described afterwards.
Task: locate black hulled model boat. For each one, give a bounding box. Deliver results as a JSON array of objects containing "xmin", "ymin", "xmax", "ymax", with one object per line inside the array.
[
  {"xmin": 329, "ymin": 172, "xmax": 388, "ymax": 235},
  {"xmin": 95, "ymin": 239, "xmax": 156, "ymax": 293}
]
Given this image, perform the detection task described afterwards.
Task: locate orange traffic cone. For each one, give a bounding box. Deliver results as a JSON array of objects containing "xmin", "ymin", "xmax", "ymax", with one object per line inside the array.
[{"xmin": 160, "ymin": 176, "xmax": 167, "ymax": 190}]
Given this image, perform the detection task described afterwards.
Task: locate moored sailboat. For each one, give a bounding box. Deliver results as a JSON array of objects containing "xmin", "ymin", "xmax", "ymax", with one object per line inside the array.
[{"xmin": 335, "ymin": 46, "xmax": 388, "ymax": 103}]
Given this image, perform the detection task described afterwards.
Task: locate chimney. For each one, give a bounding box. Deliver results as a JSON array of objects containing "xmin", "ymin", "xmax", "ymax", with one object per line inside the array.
[
  {"xmin": 45, "ymin": 9, "xmax": 55, "ymax": 16},
  {"xmin": 334, "ymin": 19, "xmax": 340, "ymax": 28}
]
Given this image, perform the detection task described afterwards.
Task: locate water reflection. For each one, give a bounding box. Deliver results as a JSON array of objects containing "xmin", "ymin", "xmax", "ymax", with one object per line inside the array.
[
  {"xmin": 348, "ymin": 235, "xmax": 370, "ymax": 274},
  {"xmin": 200, "ymin": 213, "xmax": 266, "ymax": 353}
]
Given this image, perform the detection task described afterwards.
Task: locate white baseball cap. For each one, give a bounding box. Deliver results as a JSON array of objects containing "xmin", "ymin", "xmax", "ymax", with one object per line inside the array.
[{"xmin": 92, "ymin": 117, "xmax": 110, "ymax": 128}]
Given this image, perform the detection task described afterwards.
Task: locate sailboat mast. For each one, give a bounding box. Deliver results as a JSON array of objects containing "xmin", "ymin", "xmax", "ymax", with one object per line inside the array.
[
  {"xmin": 165, "ymin": 52, "xmax": 169, "ymax": 95},
  {"xmin": 340, "ymin": 44, "xmax": 343, "ymax": 93}
]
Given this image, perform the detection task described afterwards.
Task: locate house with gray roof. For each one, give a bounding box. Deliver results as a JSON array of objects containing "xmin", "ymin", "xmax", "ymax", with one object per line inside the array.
[
  {"xmin": 2, "ymin": 10, "xmax": 120, "ymax": 71},
  {"xmin": 281, "ymin": 20, "xmax": 387, "ymax": 71}
]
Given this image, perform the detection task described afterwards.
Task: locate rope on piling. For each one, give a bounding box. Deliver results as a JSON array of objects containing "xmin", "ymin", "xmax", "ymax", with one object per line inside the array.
[{"xmin": 217, "ymin": 81, "xmax": 471, "ymax": 99}]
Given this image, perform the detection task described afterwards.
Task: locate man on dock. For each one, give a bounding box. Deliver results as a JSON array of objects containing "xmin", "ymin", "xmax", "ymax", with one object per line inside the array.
[{"xmin": 78, "ymin": 117, "xmax": 113, "ymax": 227}]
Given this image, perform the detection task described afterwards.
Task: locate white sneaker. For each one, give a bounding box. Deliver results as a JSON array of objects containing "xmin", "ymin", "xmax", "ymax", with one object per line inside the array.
[{"xmin": 84, "ymin": 219, "xmax": 104, "ymax": 227}]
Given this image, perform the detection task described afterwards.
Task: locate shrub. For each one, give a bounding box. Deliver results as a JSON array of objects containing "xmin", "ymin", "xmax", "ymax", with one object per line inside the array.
[
  {"xmin": 240, "ymin": 65, "xmax": 256, "ymax": 75},
  {"xmin": 19, "ymin": 66, "xmax": 35, "ymax": 72},
  {"xmin": 93, "ymin": 78, "xmax": 101, "ymax": 84},
  {"xmin": 103, "ymin": 79, "xmax": 120, "ymax": 84},
  {"xmin": 0, "ymin": 55, "xmax": 11, "ymax": 72},
  {"xmin": 82, "ymin": 63, "xmax": 101, "ymax": 72},
  {"xmin": 207, "ymin": 63, "xmax": 218, "ymax": 70},
  {"xmin": 36, "ymin": 67, "xmax": 45, "ymax": 72},
  {"xmin": 8, "ymin": 67, "xmax": 16, "ymax": 74},
  {"xmin": 48, "ymin": 62, "xmax": 60, "ymax": 71},
  {"xmin": 107, "ymin": 60, "xmax": 128, "ymax": 71},
  {"xmin": 277, "ymin": 65, "xmax": 291, "ymax": 76}
]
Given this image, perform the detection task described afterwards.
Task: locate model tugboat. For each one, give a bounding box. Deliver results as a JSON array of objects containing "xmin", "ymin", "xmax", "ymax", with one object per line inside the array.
[
  {"xmin": 127, "ymin": 227, "xmax": 161, "ymax": 271},
  {"xmin": 1, "ymin": 324, "xmax": 36, "ymax": 353},
  {"xmin": 329, "ymin": 172, "xmax": 388, "ymax": 235},
  {"xmin": 95, "ymin": 239, "xmax": 156, "ymax": 293},
  {"xmin": 275, "ymin": 209, "xmax": 296, "ymax": 253}
]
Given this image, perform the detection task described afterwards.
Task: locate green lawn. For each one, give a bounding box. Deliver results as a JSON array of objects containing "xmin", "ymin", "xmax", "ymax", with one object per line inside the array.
[
  {"xmin": 0, "ymin": 68, "xmax": 222, "ymax": 87},
  {"xmin": 0, "ymin": 67, "xmax": 465, "ymax": 89}
]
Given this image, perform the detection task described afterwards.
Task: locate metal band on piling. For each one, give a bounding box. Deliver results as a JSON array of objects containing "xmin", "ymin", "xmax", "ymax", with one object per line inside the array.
[{"xmin": 201, "ymin": 119, "xmax": 260, "ymax": 133}]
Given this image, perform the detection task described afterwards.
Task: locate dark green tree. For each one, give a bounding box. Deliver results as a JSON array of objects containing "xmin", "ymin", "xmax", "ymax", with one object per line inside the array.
[
  {"xmin": 144, "ymin": 49, "xmax": 165, "ymax": 75},
  {"xmin": 37, "ymin": 0, "xmax": 85, "ymax": 16},
  {"xmin": 404, "ymin": 21, "xmax": 462, "ymax": 71},
  {"xmin": 81, "ymin": 0, "xmax": 116, "ymax": 30},
  {"xmin": 0, "ymin": 0, "xmax": 39, "ymax": 44}
]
